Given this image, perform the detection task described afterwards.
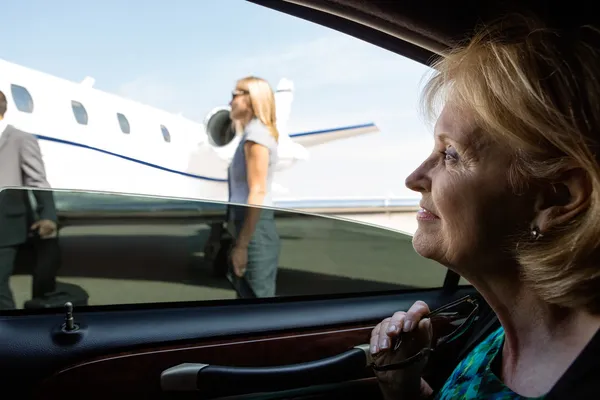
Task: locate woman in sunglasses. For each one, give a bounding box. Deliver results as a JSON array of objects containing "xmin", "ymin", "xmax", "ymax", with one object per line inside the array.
[
  {"xmin": 371, "ymin": 14, "xmax": 600, "ymax": 400},
  {"xmin": 226, "ymin": 76, "xmax": 281, "ymax": 298}
]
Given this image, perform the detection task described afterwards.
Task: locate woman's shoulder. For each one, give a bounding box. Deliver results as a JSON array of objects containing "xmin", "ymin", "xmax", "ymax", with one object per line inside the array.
[
  {"xmin": 546, "ymin": 326, "xmax": 600, "ymax": 399},
  {"xmin": 435, "ymin": 326, "xmax": 600, "ymax": 400},
  {"xmin": 244, "ymin": 119, "xmax": 276, "ymax": 147},
  {"xmin": 245, "ymin": 118, "xmax": 269, "ymax": 135}
]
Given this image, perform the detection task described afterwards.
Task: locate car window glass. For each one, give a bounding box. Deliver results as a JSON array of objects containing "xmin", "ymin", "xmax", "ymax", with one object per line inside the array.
[
  {"xmin": 0, "ymin": 1, "xmax": 473, "ymax": 312},
  {"xmin": 2, "ymin": 188, "xmax": 445, "ymax": 310}
]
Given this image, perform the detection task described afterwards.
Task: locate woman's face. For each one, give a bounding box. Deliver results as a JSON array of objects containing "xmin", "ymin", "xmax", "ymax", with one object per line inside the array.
[
  {"xmin": 405, "ymin": 103, "xmax": 535, "ymax": 271},
  {"xmin": 229, "ymin": 82, "xmax": 252, "ymax": 121}
]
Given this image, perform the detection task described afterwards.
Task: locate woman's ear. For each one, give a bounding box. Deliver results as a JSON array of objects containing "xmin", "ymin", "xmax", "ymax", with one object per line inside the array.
[{"xmin": 532, "ymin": 168, "xmax": 592, "ymax": 232}]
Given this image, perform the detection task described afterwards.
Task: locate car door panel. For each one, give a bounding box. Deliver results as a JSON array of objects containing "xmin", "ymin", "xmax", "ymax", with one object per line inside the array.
[
  {"xmin": 14, "ymin": 286, "xmax": 478, "ymax": 398},
  {"xmin": 34, "ymin": 323, "xmax": 372, "ymax": 397}
]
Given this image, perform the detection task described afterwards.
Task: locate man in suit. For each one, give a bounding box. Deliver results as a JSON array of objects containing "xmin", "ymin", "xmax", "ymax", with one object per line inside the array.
[{"xmin": 0, "ymin": 89, "xmax": 57, "ymax": 309}]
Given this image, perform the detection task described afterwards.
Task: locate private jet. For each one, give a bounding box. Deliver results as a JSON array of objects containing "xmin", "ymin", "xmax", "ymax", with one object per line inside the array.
[{"xmin": 0, "ymin": 58, "xmax": 379, "ymax": 201}]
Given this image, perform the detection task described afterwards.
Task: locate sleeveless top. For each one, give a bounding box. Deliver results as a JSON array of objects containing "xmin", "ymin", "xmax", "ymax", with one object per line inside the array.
[
  {"xmin": 434, "ymin": 327, "xmax": 546, "ymax": 400},
  {"xmin": 227, "ymin": 118, "xmax": 278, "ymax": 222}
]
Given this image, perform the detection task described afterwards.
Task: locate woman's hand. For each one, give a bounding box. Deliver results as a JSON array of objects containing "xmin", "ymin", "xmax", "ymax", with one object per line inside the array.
[
  {"xmin": 370, "ymin": 300, "xmax": 434, "ymax": 399},
  {"xmin": 231, "ymin": 244, "xmax": 248, "ymax": 277}
]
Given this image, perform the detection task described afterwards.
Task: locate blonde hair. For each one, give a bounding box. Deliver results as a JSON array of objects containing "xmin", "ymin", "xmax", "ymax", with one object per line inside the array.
[
  {"xmin": 237, "ymin": 76, "xmax": 279, "ymax": 142},
  {"xmin": 421, "ymin": 14, "xmax": 600, "ymax": 313}
]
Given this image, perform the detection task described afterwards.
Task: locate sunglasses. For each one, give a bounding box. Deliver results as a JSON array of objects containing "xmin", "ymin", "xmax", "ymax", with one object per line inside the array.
[
  {"xmin": 231, "ymin": 89, "xmax": 249, "ymax": 100},
  {"xmin": 371, "ymin": 295, "xmax": 480, "ymax": 372}
]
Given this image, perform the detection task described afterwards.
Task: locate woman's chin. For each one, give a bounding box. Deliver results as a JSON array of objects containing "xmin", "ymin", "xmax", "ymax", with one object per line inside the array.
[{"xmin": 411, "ymin": 230, "xmax": 442, "ymax": 262}]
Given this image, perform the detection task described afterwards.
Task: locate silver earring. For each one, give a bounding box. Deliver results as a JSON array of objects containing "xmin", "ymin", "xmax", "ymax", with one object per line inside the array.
[{"xmin": 531, "ymin": 227, "xmax": 543, "ymax": 240}]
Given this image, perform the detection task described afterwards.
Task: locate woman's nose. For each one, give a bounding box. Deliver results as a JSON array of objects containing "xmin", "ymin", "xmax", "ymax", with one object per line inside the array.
[{"xmin": 405, "ymin": 160, "xmax": 432, "ymax": 193}]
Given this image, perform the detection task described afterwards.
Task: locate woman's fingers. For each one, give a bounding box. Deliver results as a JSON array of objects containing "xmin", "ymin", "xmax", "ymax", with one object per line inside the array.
[
  {"xmin": 385, "ymin": 311, "xmax": 407, "ymax": 337},
  {"xmin": 416, "ymin": 317, "xmax": 433, "ymax": 347},
  {"xmin": 370, "ymin": 318, "xmax": 390, "ymax": 354},
  {"xmin": 378, "ymin": 319, "xmax": 393, "ymax": 350},
  {"xmin": 370, "ymin": 330, "xmax": 380, "ymax": 355},
  {"xmin": 370, "ymin": 300, "xmax": 431, "ymax": 356},
  {"xmin": 403, "ymin": 301, "xmax": 431, "ymax": 332}
]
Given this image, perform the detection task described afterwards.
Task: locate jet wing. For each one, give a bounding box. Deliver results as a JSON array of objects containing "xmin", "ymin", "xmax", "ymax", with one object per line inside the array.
[{"xmin": 289, "ymin": 122, "xmax": 379, "ymax": 147}]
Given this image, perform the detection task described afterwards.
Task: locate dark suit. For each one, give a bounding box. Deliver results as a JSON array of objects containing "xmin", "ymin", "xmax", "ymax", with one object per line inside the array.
[{"xmin": 0, "ymin": 124, "xmax": 57, "ymax": 309}]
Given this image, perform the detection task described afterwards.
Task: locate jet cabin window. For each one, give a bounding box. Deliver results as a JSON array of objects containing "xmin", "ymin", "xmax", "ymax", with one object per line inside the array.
[
  {"xmin": 71, "ymin": 101, "xmax": 88, "ymax": 125},
  {"xmin": 117, "ymin": 113, "xmax": 130, "ymax": 134},
  {"xmin": 10, "ymin": 84, "xmax": 34, "ymax": 113},
  {"xmin": 160, "ymin": 125, "xmax": 171, "ymax": 143}
]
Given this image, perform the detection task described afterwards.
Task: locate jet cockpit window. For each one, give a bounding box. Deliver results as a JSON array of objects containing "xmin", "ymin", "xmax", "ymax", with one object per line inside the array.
[
  {"xmin": 160, "ymin": 125, "xmax": 171, "ymax": 143},
  {"xmin": 10, "ymin": 84, "xmax": 34, "ymax": 113},
  {"xmin": 71, "ymin": 101, "xmax": 88, "ymax": 125},
  {"xmin": 117, "ymin": 113, "xmax": 130, "ymax": 134}
]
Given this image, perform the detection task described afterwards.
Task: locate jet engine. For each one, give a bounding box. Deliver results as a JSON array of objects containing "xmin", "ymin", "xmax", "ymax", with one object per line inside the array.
[{"xmin": 204, "ymin": 106, "xmax": 236, "ymax": 147}]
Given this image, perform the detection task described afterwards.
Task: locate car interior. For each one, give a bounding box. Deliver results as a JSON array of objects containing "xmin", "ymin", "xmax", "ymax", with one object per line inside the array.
[{"xmin": 1, "ymin": 0, "xmax": 597, "ymax": 399}]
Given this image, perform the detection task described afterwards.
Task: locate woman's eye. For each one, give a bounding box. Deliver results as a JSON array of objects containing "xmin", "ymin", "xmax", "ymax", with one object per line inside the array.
[{"xmin": 443, "ymin": 146, "xmax": 458, "ymax": 161}]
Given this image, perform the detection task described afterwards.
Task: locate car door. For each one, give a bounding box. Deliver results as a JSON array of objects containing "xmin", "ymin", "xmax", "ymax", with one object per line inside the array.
[
  {"xmin": 2, "ymin": 187, "xmax": 485, "ymax": 400},
  {"xmin": 0, "ymin": 2, "xmax": 489, "ymax": 398}
]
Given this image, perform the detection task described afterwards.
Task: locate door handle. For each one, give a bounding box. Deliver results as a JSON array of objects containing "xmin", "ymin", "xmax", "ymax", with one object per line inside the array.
[{"xmin": 160, "ymin": 344, "xmax": 372, "ymax": 395}]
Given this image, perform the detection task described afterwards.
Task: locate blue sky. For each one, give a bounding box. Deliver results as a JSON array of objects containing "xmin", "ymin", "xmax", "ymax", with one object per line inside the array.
[{"xmin": 1, "ymin": 0, "xmax": 435, "ymax": 199}]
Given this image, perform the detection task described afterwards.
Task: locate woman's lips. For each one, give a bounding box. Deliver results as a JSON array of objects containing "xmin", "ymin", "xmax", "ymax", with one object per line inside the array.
[{"xmin": 417, "ymin": 207, "xmax": 440, "ymax": 221}]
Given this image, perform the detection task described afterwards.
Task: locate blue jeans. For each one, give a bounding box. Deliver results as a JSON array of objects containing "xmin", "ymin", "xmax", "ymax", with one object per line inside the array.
[{"xmin": 232, "ymin": 211, "xmax": 280, "ymax": 298}]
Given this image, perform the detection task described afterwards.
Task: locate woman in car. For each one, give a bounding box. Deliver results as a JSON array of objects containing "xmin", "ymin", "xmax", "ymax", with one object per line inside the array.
[
  {"xmin": 371, "ymin": 14, "xmax": 600, "ymax": 399},
  {"xmin": 227, "ymin": 76, "xmax": 281, "ymax": 298}
]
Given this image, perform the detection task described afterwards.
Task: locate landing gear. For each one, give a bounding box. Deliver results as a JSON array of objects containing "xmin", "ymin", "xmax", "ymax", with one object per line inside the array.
[{"xmin": 204, "ymin": 222, "xmax": 233, "ymax": 277}]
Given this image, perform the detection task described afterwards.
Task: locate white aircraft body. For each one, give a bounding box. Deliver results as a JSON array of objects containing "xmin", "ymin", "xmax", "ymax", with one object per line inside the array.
[{"xmin": 0, "ymin": 58, "xmax": 379, "ymax": 202}]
